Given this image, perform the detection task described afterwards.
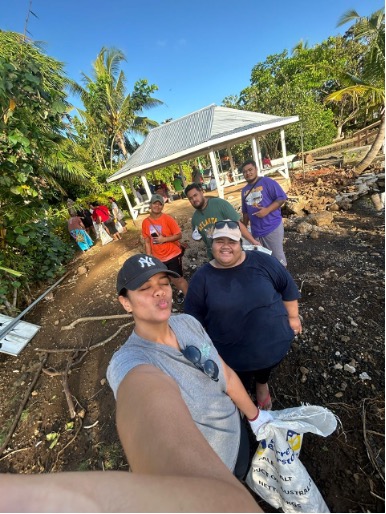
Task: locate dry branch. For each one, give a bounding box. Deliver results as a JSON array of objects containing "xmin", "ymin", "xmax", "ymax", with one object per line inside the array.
[
  {"xmin": 40, "ymin": 322, "xmax": 133, "ymax": 418},
  {"xmin": 0, "ymin": 353, "xmax": 48, "ymax": 457},
  {"xmin": 362, "ymin": 399, "xmax": 385, "ymax": 483},
  {"xmin": 0, "ymin": 447, "xmax": 30, "ymax": 462},
  {"xmin": 88, "ymin": 322, "xmax": 133, "ymax": 350},
  {"xmin": 61, "ymin": 314, "xmax": 132, "ymax": 331},
  {"xmin": 62, "ymin": 359, "xmax": 76, "ymax": 419},
  {"xmin": 51, "ymin": 418, "xmax": 83, "ymax": 472}
]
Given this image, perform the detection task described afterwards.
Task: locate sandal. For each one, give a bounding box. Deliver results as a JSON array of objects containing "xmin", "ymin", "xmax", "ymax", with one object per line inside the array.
[
  {"xmin": 256, "ymin": 385, "xmax": 272, "ymax": 410},
  {"xmin": 257, "ymin": 393, "xmax": 272, "ymax": 410}
]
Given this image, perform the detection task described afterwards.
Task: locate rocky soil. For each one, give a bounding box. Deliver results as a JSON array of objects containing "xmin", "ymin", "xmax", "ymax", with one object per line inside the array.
[{"xmin": 0, "ymin": 166, "xmax": 384, "ymax": 513}]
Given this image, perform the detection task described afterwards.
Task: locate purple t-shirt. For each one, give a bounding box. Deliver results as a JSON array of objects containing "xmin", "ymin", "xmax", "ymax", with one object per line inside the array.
[{"xmin": 241, "ymin": 176, "xmax": 287, "ymax": 237}]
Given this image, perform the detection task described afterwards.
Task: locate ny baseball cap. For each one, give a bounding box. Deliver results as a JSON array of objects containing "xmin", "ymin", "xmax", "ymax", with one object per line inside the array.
[
  {"xmin": 150, "ymin": 194, "xmax": 164, "ymax": 205},
  {"xmin": 212, "ymin": 220, "xmax": 242, "ymax": 241},
  {"xmin": 117, "ymin": 254, "xmax": 179, "ymax": 293}
]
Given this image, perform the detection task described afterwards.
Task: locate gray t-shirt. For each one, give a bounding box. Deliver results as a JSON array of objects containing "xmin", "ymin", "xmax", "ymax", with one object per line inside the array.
[{"xmin": 107, "ymin": 314, "xmax": 240, "ymax": 471}]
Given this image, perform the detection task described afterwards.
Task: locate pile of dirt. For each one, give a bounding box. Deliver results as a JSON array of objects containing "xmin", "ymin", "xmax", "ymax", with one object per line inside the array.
[{"xmin": 0, "ymin": 168, "xmax": 384, "ymax": 513}]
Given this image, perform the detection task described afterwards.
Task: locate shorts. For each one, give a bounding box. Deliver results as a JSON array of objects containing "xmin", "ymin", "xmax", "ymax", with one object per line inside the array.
[
  {"xmin": 236, "ymin": 363, "xmax": 279, "ymax": 390},
  {"xmin": 104, "ymin": 219, "xmax": 118, "ymax": 235},
  {"xmin": 258, "ymin": 222, "xmax": 286, "ymax": 266},
  {"xmin": 233, "ymin": 415, "xmax": 250, "ymax": 480},
  {"xmin": 164, "ymin": 253, "xmax": 183, "ymax": 276}
]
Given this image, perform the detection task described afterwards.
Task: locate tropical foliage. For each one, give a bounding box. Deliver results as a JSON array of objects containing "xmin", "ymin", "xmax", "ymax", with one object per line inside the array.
[
  {"xmin": 0, "ymin": 6, "xmax": 384, "ymax": 312},
  {"xmin": 0, "ymin": 32, "xmax": 84, "ymax": 308},
  {"xmin": 224, "ymin": 34, "xmax": 367, "ymax": 157},
  {"xmin": 70, "ymin": 47, "xmax": 162, "ymax": 169},
  {"xmin": 325, "ymin": 8, "xmax": 385, "ymax": 173}
]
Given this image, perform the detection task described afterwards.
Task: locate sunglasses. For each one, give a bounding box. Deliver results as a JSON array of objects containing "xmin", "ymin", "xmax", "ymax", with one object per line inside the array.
[
  {"xmin": 213, "ymin": 220, "xmax": 239, "ymax": 230},
  {"xmin": 182, "ymin": 345, "xmax": 219, "ymax": 382}
]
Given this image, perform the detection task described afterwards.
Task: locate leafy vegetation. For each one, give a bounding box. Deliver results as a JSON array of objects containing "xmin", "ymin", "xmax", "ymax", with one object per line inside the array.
[
  {"xmin": 0, "ymin": 32, "xmax": 82, "ymax": 309},
  {"xmin": 0, "ymin": 7, "xmax": 383, "ymax": 312},
  {"xmin": 223, "ymin": 34, "xmax": 368, "ymax": 157},
  {"xmin": 325, "ymin": 8, "xmax": 385, "ymax": 173}
]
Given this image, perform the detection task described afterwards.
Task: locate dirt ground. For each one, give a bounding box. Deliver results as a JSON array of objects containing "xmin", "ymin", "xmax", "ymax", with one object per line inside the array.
[{"xmin": 0, "ymin": 168, "xmax": 384, "ymax": 513}]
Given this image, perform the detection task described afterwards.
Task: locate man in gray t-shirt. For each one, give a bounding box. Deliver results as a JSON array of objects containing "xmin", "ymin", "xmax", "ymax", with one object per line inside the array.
[{"xmin": 108, "ymin": 314, "xmax": 240, "ymax": 471}]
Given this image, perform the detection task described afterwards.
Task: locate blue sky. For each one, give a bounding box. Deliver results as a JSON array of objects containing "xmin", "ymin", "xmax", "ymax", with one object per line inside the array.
[{"xmin": 2, "ymin": 0, "xmax": 382, "ymax": 124}]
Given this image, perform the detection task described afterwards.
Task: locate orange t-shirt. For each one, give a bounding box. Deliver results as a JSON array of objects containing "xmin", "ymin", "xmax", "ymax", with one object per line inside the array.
[{"xmin": 142, "ymin": 213, "xmax": 181, "ymax": 262}]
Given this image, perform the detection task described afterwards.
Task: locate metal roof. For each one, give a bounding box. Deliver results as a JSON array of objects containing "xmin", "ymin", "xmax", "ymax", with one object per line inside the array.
[{"xmin": 107, "ymin": 104, "xmax": 298, "ymax": 183}]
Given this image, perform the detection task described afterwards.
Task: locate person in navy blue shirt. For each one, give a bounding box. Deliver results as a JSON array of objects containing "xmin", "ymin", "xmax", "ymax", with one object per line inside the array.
[{"xmin": 184, "ymin": 220, "xmax": 302, "ymax": 410}]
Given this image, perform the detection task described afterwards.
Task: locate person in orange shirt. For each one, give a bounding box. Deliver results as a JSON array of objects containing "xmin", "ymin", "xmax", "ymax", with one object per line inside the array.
[{"xmin": 142, "ymin": 194, "xmax": 189, "ymax": 300}]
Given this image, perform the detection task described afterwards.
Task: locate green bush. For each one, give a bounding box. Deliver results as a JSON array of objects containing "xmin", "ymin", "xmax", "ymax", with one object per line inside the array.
[{"xmin": 0, "ymin": 217, "xmax": 74, "ymax": 311}]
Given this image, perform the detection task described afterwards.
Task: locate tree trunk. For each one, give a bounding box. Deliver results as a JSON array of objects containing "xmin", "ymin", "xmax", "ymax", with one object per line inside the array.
[
  {"xmin": 116, "ymin": 132, "xmax": 128, "ymax": 159},
  {"xmin": 355, "ymin": 113, "xmax": 385, "ymax": 174}
]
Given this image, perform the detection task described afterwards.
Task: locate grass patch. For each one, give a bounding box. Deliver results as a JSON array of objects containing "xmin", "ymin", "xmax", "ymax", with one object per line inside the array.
[
  {"xmin": 98, "ymin": 442, "xmax": 123, "ymax": 470},
  {"xmin": 20, "ymin": 409, "xmax": 29, "ymax": 423},
  {"xmin": 77, "ymin": 460, "xmax": 91, "ymax": 471}
]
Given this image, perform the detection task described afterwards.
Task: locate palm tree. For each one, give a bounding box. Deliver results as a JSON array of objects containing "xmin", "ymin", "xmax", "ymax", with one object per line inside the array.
[
  {"xmin": 291, "ymin": 39, "xmax": 309, "ymax": 55},
  {"xmin": 71, "ymin": 47, "xmax": 162, "ymax": 168},
  {"xmin": 326, "ymin": 8, "xmax": 385, "ymax": 173}
]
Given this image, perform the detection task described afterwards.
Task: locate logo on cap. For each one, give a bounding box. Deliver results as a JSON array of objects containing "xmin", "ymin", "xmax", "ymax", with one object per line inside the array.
[{"xmin": 138, "ymin": 256, "xmax": 156, "ymax": 268}]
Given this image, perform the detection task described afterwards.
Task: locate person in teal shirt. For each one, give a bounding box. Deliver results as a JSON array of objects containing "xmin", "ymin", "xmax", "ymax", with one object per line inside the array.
[{"xmin": 185, "ymin": 183, "xmax": 259, "ymax": 258}]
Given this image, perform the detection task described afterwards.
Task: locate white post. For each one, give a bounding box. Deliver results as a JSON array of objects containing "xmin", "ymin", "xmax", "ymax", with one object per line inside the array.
[
  {"xmin": 209, "ymin": 150, "xmax": 223, "ymax": 199},
  {"xmin": 141, "ymin": 175, "xmax": 152, "ymax": 200},
  {"xmin": 251, "ymin": 138, "xmax": 262, "ymax": 176},
  {"xmin": 280, "ymin": 128, "xmax": 289, "ymax": 178},
  {"xmin": 256, "ymin": 137, "xmax": 263, "ymax": 170},
  {"xmin": 120, "ymin": 183, "xmax": 137, "ymax": 220},
  {"xmin": 227, "ymin": 145, "xmax": 236, "ymax": 180},
  {"xmin": 128, "ymin": 178, "xmax": 140, "ymax": 204}
]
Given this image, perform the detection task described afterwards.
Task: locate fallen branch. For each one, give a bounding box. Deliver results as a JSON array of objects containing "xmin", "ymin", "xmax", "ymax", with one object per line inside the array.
[
  {"xmin": 61, "ymin": 314, "xmax": 132, "ymax": 331},
  {"xmin": 40, "ymin": 323, "xmax": 133, "ymax": 418},
  {"xmin": 88, "ymin": 322, "xmax": 133, "ymax": 350},
  {"xmin": 362, "ymin": 399, "xmax": 385, "ymax": 483},
  {"xmin": 0, "ymin": 353, "xmax": 48, "ymax": 457},
  {"xmin": 36, "ymin": 347, "xmax": 89, "ymax": 354},
  {"xmin": 370, "ymin": 491, "xmax": 385, "ymax": 502},
  {"xmin": 0, "ymin": 446, "xmax": 30, "ymax": 462},
  {"xmin": 51, "ymin": 418, "xmax": 83, "ymax": 472},
  {"xmin": 42, "ymin": 367, "xmax": 62, "ymax": 377},
  {"xmin": 62, "ymin": 359, "xmax": 76, "ymax": 419},
  {"xmin": 37, "ymin": 323, "xmax": 133, "ymax": 358}
]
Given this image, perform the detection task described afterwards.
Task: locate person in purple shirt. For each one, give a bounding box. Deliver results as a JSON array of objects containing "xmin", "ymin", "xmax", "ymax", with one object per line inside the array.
[{"xmin": 241, "ymin": 159, "xmax": 288, "ymax": 266}]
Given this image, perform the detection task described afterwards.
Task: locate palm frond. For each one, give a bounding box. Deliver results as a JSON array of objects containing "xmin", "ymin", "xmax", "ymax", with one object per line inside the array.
[
  {"xmin": 337, "ymin": 9, "xmax": 360, "ymax": 27},
  {"xmin": 105, "ymin": 48, "xmax": 126, "ymax": 79},
  {"xmin": 326, "ymin": 84, "xmax": 384, "ymax": 105}
]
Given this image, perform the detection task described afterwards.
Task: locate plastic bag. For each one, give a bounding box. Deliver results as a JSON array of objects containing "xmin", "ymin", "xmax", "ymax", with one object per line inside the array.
[
  {"xmin": 99, "ymin": 225, "xmax": 113, "ymax": 245},
  {"xmin": 115, "ymin": 221, "xmax": 124, "ymax": 233},
  {"xmin": 246, "ymin": 405, "xmax": 337, "ymax": 513}
]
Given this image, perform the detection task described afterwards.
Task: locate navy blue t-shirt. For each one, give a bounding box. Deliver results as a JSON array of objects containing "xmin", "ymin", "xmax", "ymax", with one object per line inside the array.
[{"xmin": 184, "ymin": 251, "xmax": 300, "ymax": 371}]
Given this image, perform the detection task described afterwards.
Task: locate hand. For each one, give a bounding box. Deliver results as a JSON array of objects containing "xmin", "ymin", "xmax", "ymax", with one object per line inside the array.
[
  {"xmin": 289, "ymin": 316, "xmax": 302, "ymax": 335},
  {"xmin": 254, "ymin": 206, "xmax": 270, "ymax": 218},
  {"xmin": 156, "ymin": 235, "xmax": 167, "ymax": 244},
  {"xmin": 248, "ymin": 410, "xmax": 273, "ymax": 435}
]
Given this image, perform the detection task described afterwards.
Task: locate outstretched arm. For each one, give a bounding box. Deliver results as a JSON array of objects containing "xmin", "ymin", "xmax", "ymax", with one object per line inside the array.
[
  {"xmin": 239, "ymin": 219, "xmax": 261, "ymax": 246},
  {"xmin": 0, "ymin": 365, "xmax": 261, "ymax": 513},
  {"xmin": 116, "ymin": 365, "xmax": 261, "ymax": 511}
]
